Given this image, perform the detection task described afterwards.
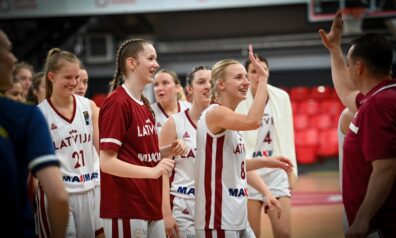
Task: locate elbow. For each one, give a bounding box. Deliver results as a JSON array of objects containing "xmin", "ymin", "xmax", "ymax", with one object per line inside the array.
[
  {"xmin": 47, "ymin": 189, "xmax": 69, "ymax": 207},
  {"xmin": 247, "ymin": 119, "xmax": 261, "ymax": 130}
]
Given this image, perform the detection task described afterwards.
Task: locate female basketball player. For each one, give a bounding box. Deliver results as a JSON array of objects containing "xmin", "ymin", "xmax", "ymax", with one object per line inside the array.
[
  {"xmin": 37, "ymin": 48, "xmax": 104, "ymax": 237},
  {"xmin": 151, "ymin": 69, "xmax": 191, "ymax": 133},
  {"xmin": 160, "ymin": 65, "xmax": 211, "ymax": 238},
  {"xmin": 99, "ymin": 38, "xmax": 176, "ymax": 237},
  {"xmin": 236, "ymin": 55, "xmax": 297, "ymax": 238},
  {"xmin": 195, "ymin": 45, "xmax": 293, "ymax": 237}
]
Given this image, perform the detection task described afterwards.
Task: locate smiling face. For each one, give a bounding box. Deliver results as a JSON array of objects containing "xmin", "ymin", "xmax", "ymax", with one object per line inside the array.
[
  {"xmin": 153, "ymin": 71, "xmax": 179, "ymax": 105},
  {"xmin": 221, "ymin": 63, "xmax": 250, "ymax": 102},
  {"xmin": 48, "ymin": 61, "xmax": 80, "ymax": 98},
  {"xmin": 188, "ymin": 69, "xmax": 212, "ymax": 107},
  {"xmin": 132, "ymin": 43, "xmax": 160, "ymax": 85},
  {"xmin": 0, "ymin": 31, "xmax": 17, "ymax": 91}
]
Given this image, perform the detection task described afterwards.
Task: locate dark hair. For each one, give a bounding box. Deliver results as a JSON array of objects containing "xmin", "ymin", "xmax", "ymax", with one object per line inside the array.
[
  {"xmin": 43, "ymin": 48, "xmax": 80, "ymax": 98},
  {"xmin": 186, "ymin": 65, "xmax": 211, "ymax": 87},
  {"xmin": 26, "ymin": 72, "xmax": 44, "ymax": 104},
  {"xmin": 350, "ymin": 33, "xmax": 393, "ymax": 76},
  {"xmin": 244, "ymin": 54, "xmax": 268, "ymax": 71},
  {"xmin": 109, "ymin": 38, "xmax": 155, "ymax": 117}
]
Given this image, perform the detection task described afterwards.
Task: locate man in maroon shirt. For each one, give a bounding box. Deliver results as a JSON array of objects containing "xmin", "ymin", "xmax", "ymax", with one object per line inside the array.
[{"xmin": 319, "ymin": 12, "xmax": 396, "ymax": 238}]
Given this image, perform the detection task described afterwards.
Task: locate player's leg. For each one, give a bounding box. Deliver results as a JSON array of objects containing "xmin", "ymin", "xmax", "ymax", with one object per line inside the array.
[
  {"xmin": 247, "ymin": 199, "xmax": 263, "ymax": 237},
  {"xmin": 266, "ymin": 196, "xmax": 291, "ymax": 238}
]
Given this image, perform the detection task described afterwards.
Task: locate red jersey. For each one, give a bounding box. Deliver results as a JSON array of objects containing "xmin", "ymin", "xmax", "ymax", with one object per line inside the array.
[
  {"xmin": 343, "ymin": 80, "xmax": 396, "ymax": 234},
  {"xmin": 99, "ymin": 85, "xmax": 162, "ymax": 220}
]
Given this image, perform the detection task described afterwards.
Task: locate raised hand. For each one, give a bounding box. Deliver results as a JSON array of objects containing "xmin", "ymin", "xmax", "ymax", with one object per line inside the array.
[
  {"xmin": 319, "ymin": 11, "xmax": 343, "ymax": 51},
  {"xmin": 248, "ymin": 44, "xmax": 269, "ymax": 82}
]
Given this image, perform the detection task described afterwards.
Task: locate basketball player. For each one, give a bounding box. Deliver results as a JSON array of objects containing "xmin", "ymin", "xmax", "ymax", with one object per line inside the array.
[
  {"xmin": 236, "ymin": 55, "xmax": 297, "ymax": 238},
  {"xmin": 160, "ymin": 65, "xmax": 211, "ymax": 238},
  {"xmin": 99, "ymin": 38, "xmax": 176, "ymax": 237},
  {"xmin": 37, "ymin": 48, "xmax": 104, "ymax": 237},
  {"xmin": 151, "ymin": 69, "xmax": 191, "ymax": 134},
  {"xmin": 195, "ymin": 45, "xmax": 293, "ymax": 237}
]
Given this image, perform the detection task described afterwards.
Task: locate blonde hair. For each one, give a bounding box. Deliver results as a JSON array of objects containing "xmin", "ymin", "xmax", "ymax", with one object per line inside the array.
[
  {"xmin": 155, "ymin": 69, "xmax": 183, "ymax": 100},
  {"xmin": 43, "ymin": 48, "xmax": 80, "ymax": 98},
  {"xmin": 109, "ymin": 38, "xmax": 155, "ymax": 117},
  {"xmin": 210, "ymin": 59, "xmax": 240, "ymax": 102}
]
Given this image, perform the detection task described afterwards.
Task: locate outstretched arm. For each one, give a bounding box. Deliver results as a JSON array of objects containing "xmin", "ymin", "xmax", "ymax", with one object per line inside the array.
[{"xmin": 319, "ymin": 11, "xmax": 359, "ymax": 112}]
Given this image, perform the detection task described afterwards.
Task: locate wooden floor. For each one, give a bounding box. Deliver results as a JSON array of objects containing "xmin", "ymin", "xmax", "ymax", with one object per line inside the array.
[{"xmin": 259, "ymin": 172, "xmax": 345, "ymax": 238}]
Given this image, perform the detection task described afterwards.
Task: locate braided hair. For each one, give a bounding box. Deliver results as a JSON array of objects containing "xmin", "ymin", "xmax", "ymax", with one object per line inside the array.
[{"xmin": 110, "ymin": 38, "xmax": 155, "ymax": 117}]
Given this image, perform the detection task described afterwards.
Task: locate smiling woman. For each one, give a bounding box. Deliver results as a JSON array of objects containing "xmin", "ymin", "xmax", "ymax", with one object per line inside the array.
[{"xmin": 37, "ymin": 48, "xmax": 104, "ymax": 237}]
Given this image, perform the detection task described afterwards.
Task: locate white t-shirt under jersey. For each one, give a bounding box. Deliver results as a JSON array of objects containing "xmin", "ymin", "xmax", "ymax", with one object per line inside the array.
[
  {"xmin": 195, "ymin": 104, "xmax": 248, "ymax": 231},
  {"xmin": 151, "ymin": 100, "xmax": 191, "ymax": 134},
  {"xmin": 39, "ymin": 95, "xmax": 99, "ymax": 193},
  {"xmin": 170, "ymin": 109, "xmax": 197, "ymax": 199}
]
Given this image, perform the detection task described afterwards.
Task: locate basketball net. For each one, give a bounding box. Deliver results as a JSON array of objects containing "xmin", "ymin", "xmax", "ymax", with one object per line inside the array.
[{"xmin": 342, "ymin": 7, "xmax": 365, "ymax": 35}]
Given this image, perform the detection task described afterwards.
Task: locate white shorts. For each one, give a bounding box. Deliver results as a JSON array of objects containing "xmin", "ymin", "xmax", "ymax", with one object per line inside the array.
[
  {"xmin": 171, "ymin": 195, "xmax": 195, "ymax": 238},
  {"xmin": 248, "ymin": 168, "xmax": 291, "ymax": 202},
  {"xmin": 195, "ymin": 228, "xmax": 255, "ymax": 238},
  {"xmin": 36, "ymin": 186, "xmax": 103, "ymax": 238},
  {"xmin": 103, "ymin": 218, "xmax": 165, "ymax": 238}
]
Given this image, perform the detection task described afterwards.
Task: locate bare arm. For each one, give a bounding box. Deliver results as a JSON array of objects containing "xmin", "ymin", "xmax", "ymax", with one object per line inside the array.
[
  {"xmin": 347, "ymin": 158, "xmax": 396, "ymax": 237},
  {"xmin": 246, "ymin": 156, "xmax": 293, "ymax": 173},
  {"xmin": 36, "ymin": 166, "xmax": 69, "ymax": 238},
  {"xmin": 319, "ymin": 11, "xmax": 359, "ymax": 112},
  {"xmin": 100, "ymin": 150, "xmax": 174, "ymax": 179},
  {"xmin": 90, "ymin": 100, "xmax": 100, "ymax": 153},
  {"xmin": 207, "ymin": 45, "xmax": 269, "ymax": 133},
  {"xmin": 247, "ymin": 170, "xmax": 282, "ymax": 218}
]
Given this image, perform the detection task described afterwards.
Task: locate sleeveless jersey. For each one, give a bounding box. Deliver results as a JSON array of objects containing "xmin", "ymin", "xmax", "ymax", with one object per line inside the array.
[
  {"xmin": 38, "ymin": 95, "xmax": 99, "ymax": 193},
  {"xmin": 195, "ymin": 104, "xmax": 248, "ymax": 230},
  {"xmin": 248, "ymin": 100, "xmax": 290, "ymax": 197},
  {"xmin": 99, "ymin": 85, "xmax": 162, "ymax": 220},
  {"xmin": 151, "ymin": 100, "xmax": 191, "ymax": 134},
  {"xmin": 170, "ymin": 109, "xmax": 197, "ymax": 199}
]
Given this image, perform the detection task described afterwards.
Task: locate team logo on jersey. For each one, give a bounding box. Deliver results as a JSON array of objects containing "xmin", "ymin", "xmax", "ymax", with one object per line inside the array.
[
  {"xmin": 83, "ymin": 111, "xmax": 90, "ymax": 125},
  {"xmin": 50, "ymin": 123, "xmax": 58, "ymax": 130},
  {"xmin": 145, "ymin": 119, "xmax": 151, "ymax": 124},
  {"xmin": 156, "ymin": 122, "xmax": 162, "ymax": 128},
  {"xmin": 183, "ymin": 131, "xmax": 190, "ymax": 139}
]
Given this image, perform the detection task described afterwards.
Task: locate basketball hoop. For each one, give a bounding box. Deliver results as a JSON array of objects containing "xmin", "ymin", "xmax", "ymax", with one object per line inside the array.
[{"xmin": 342, "ymin": 7, "xmax": 365, "ymax": 35}]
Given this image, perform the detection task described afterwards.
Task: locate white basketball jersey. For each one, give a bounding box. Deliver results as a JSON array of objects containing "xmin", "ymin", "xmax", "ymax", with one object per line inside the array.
[
  {"xmin": 170, "ymin": 109, "xmax": 197, "ymax": 199},
  {"xmin": 248, "ymin": 100, "xmax": 289, "ymax": 197},
  {"xmin": 151, "ymin": 100, "xmax": 191, "ymax": 134},
  {"xmin": 38, "ymin": 95, "xmax": 99, "ymax": 193},
  {"xmin": 195, "ymin": 104, "xmax": 248, "ymax": 230}
]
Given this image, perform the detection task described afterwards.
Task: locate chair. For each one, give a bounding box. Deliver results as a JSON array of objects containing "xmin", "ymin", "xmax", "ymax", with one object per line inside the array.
[
  {"xmin": 295, "ymin": 129, "xmax": 319, "ymax": 164},
  {"xmin": 317, "ymin": 128, "xmax": 339, "ymax": 157},
  {"xmin": 293, "ymin": 113, "xmax": 309, "ymax": 131},
  {"xmin": 299, "ymin": 99, "xmax": 319, "ymax": 116},
  {"xmin": 310, "ymin": 114, "xmax": 332, "ymax": 130},
  {"xmin": 289, "ymin": 86, "xmax": 310, "ymax": 101},
  {"xmin": 309, "ymin": 85, "xmax": 332, "ymax": 100}
]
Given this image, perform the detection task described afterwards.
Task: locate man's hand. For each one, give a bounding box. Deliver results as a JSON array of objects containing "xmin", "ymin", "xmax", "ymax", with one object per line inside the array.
[{"xmin": 319, "ymin": 11, "xmax": 343, "ymax": 51}]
